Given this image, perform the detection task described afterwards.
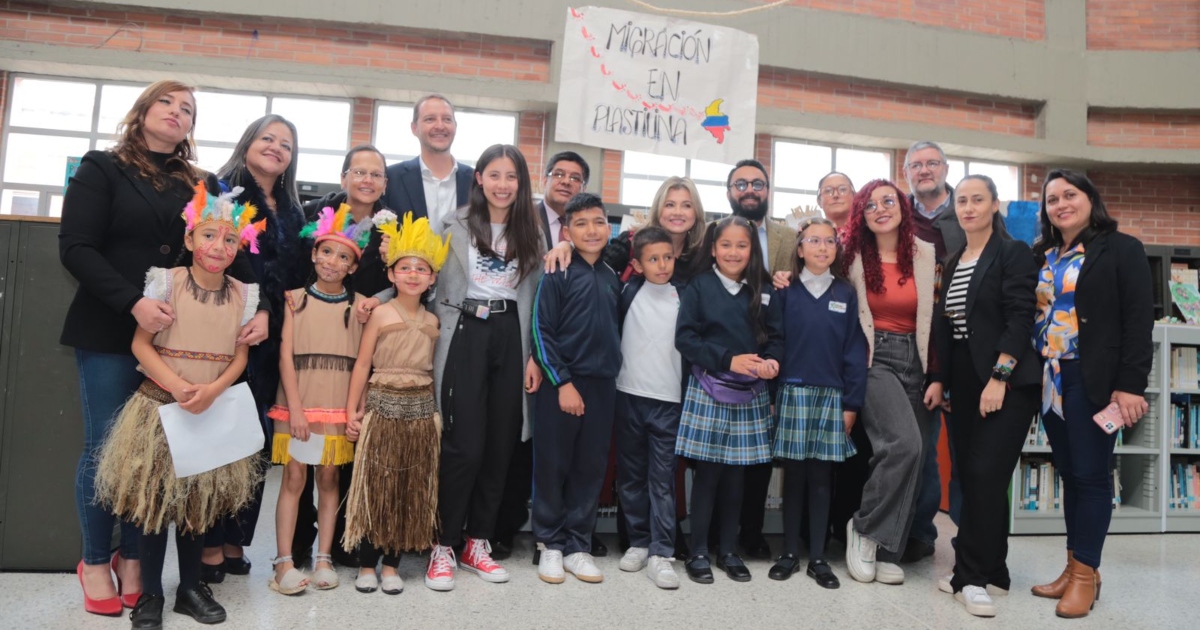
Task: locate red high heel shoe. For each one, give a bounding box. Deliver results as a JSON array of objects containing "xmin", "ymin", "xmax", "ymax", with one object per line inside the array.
[
  {"xmin": 112, "ymin": 554, "xmax": 142, "ymax": 608},
  {"xmin": 77, "ymin": 560, "xmax": 122, "ymax": 617}
]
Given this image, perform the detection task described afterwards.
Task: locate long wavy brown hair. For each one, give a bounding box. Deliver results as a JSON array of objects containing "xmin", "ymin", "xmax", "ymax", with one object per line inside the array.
[
  {"xmin": 112, "ymin": 80, "xmax": 201, "ymax": 191},
  {"xmin": 841, "ymin": 179, "xmax": 915, "ymax": 294}
]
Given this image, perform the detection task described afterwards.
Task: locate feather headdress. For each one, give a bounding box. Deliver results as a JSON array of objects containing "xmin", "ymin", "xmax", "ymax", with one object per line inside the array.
[
  {"xmin": 299, "ymin": 203, "xmax": 373, "ymax": 259},
  {"xmin": 375, "ymin": 211, "xmax": 451, "ymax": 271},
  {"xmin": 181, "ymin": 181, "xmax": 267, "ymax": 253}
]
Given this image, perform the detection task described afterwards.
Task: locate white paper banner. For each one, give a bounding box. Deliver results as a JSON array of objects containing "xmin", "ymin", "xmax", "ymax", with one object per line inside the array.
[
  {"xmin": 158, "ymin": 382, "xmax": 264, "ymax": 478},
  {"xmin": 555, "ymin": 6, "xmax": 759, "ymax": 164}
]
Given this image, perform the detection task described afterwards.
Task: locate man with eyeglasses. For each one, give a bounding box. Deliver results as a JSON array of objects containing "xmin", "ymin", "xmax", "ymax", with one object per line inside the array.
[
  {"xmin": 722, "ymin": 159, "xmax": 796, "ymax": 561},
  {"xmin": 382, "ymin": 94, "xmax": 474, "ymax": 234},
  {"xmin": 536, "ymin": 151, "xmax": 591, "ymax": 249},
  {"xmin": 904, "ymin": 140, "xmax": 964, "ymax": 263}
]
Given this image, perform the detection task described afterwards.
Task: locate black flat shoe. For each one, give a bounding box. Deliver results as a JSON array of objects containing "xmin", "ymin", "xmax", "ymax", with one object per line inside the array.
[
  {"xmin": 129, "ymin": 594, "xmax": 164, "ymax": 630},
  {"xmin": 173, "ymin": 584, "xmax": 226, "ymax": 625},
  {"xmin": 899, "ymin": 538, "xmax": 934, "ymax": 563},
  {"xmin": 222, "ymin": 555, "xmax": 252, "ymax": 575},
  {"xmin": 199, "ymin": 562, "xmax": 225, "ymax": 585},
  {"xmin": 807, "ymin": 560, "xmax": 841, "ymax": 589},
  {"xmin": 717, "ymin": 553, "xmax": 752, "ymax": 582},
  {"xmin": 490, "ymin": 538, "xmax": 513, "ymax": 560},
  {"xmin": 591, "ymin": 534, "xmax": 608, "ymax": 557},
  {"xmin": 769, "ymin": 554, "xmax": 801, "ymax": 581},
  {"xmin": 740, "ymin": 536, "xmax": 772, "ymax": 560},
  {"xmin": 685, "ymin": 555, "xmax": 714, "ymax": 584}
]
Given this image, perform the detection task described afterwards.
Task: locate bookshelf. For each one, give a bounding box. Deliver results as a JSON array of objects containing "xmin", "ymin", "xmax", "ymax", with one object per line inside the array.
[{"xmin": 1163, "ymin": 324, "xmax": 1200, "ymax": 532}]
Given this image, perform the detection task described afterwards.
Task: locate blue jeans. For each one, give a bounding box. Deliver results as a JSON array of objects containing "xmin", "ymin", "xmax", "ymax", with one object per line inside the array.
[
  {"xmin": 1040, "ymin": 360, "xmax": 1117, "ymax": 569},
  {"xmin": 911, "ymin": 413, "xmax": 943, "ymax": 546},
  {"xmin": 75, "ymin": 349, "xmax": 143, "ymax": 565}
]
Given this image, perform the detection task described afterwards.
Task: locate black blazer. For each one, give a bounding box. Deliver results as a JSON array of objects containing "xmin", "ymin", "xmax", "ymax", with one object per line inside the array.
[
  {"xmin": 933, "ymin": 231, "xmax": 1040, "ymax": 392},
  {"xmin": 381, "ymin": 156, "xmax": 473, "ymax": 222},
  {"xmin": 538, "ymin": 200, "xmax": 559, "ymax": 251},
  {"xmin": 1066, "ymin": 231, "xmax": 1155, "ymax": 407},
  {"xmin": 59, "ymin": 150, "xmax": 259, "ymax": 354}
]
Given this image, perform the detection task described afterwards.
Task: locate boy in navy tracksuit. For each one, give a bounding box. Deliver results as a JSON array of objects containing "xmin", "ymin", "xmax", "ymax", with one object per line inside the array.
[
  {"xmin": 614, "ymin": 227, "xmax": 686, "ymax": 589},
  {"xmin": 532, "ymin": 193, "xmax": 622, "ymax": 584}
]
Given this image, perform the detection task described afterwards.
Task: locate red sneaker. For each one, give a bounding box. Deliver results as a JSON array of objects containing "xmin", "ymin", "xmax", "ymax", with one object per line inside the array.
[
  {"xmin": 460, "ymin": 538, "xmax": 510, "ymax": 583},
  {"xmin": 425, "ymin": 545, "xmax": 456, "ymax": 592}
]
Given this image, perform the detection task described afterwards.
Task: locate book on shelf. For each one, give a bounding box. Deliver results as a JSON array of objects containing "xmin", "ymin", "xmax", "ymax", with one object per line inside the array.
[
  {"xmin": 1171, "ymin": 347, "xmax": 1199, "ymax": 390},
  {"xmin": 1169, "ymin": 461, "xmax": 1200, "ymax": 511},
  {"xmin": 1170, "ymin": 394, "xmax": 1200, "ymax": 448}
]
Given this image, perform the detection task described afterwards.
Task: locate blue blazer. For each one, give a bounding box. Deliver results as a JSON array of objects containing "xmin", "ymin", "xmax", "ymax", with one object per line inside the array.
[{"xmin": 382, "ymin": 156, "xmax": 474, "ymax": 220}]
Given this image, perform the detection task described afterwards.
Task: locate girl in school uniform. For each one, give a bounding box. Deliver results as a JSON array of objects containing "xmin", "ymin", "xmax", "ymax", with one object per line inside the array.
[
  {"xmin": 675, "ymin": 215, "xmax": 784, "ymax": 585},
  {"xmin": 268, "ymin": 205, "xmax": 372, "ymax": 595},
  {"xmin": 94, "ymin": 182, "xmax": 265, "ymax": 629},
  {"xmin": 768, "ymin": 217, "xmax": 868, "ymax": 589}
]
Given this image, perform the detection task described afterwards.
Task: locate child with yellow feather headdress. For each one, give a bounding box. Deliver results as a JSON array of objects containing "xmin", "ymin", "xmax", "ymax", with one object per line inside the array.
[
  {"xmin": 342, "ymin": 211, "xmax": 450, "ymax": 594},
  {"xmin": 94, "ymin": 181, "xmax": 266, "ymax": 623},
  {"xmin": 267, "ymin": 203, "xmax": 372, "ymax": 595}
]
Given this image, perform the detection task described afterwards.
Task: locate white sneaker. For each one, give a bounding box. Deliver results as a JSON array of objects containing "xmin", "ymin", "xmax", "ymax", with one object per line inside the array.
[
  {"xmin": 875, "ymin": 561, "xmax": 905, "ymax": 585},
  {"xmin": 563, "ymin": 552, "xmax": 604, "ymax": 583},
  {"xmin": 845, "ymin": 521, "xmax": 877, "ymax": 583},
  {"xmin": 538, "ymin": 547, "xmax": 565, "ymax": 584},
  {"xmin": 955, "ymin": 585, "xmax": 998, "ymax": 617},
  {"xmin": 619, "ymin": 547, "xmax": 649, "ymax": 572},
  {"xmin": 424, "ymin": 545, "xmax": 456, "ymax": 591},
  {"xmin": 938, "ymin": 574, "xmax": 1010, "ymax": 596},
  {"xmin": 646, "ymin": 556, "xmax": 680, "ymax": 590}
]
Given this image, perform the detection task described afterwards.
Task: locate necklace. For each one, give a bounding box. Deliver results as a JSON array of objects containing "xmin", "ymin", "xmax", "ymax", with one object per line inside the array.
[{"xmin": 306, "ymin": 284, "xmax": 348, "ymax": 303}]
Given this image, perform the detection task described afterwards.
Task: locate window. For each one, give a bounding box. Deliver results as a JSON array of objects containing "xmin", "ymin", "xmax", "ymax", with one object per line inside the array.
[
  {"xmin": 372, "ymin": 103, "xmax": 517, "ymax": 168},
  {"xmin": 771, "ymin": 139, "xmax": 892, "ymax": 219},
  {"xmin": 0, "ymin": 74, "xmax": 354, "ymax": 217},
  {"xmin": 620, "ymin": 151, "xmax": 734, "ymax": 216},
  {"xmin": 945, "ymin": 158, "xmax": 1021, "ymax": 202}
]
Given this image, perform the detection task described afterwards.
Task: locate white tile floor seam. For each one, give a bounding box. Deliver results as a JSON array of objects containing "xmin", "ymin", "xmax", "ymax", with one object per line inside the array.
[{"xmin": 2, "ymin": 466, "xmax": 1198, "ymax": 629}]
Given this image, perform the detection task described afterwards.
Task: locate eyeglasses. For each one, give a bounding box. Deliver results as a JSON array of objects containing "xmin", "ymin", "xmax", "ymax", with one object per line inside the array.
[
  {"xmin": 729, "ymin": 179, "xmax": 767, "ymax": 192},
  {"xmin": 800, "ymin": 237, "xmax": 838, "ymax": 247},
  {"xmin": 863, "ymin": 197, "xmax": 898, "ymax": 214},
  {"xmin": 394, "ymin": 264, "xmax": 432, "ymax": 276},
  {"xmin": 548, "ymin": 170, "xmax": 585, "ymax": 186},
  {"xmin": 345, "ymin": 169, "xmax": 386, "ymax": 182},
  {"xmin": 906, "ymin": 159, "xmax": 943, "ymax": 172},
  {"xmin": 821, "ymin": 185, "xmax": 850, "ymax": 197}
]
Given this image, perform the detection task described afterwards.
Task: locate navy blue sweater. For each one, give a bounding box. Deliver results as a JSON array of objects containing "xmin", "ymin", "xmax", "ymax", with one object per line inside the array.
[
  {"xmin": 777, "ymin": 278, "xmax": 869, "ymax": 412},
  {"xmin": 675, "ymin": 269, "xmax": 784, "ymax": 373},
  {"xmin": 533, "ymin": 252, "xmax": 622, "ymax": 386}
]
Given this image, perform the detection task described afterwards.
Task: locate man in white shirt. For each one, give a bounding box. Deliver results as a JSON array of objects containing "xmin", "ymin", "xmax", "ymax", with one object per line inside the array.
[{"xmin": 383, "ymin": 94, "xmax": 475, "ymax": 231}]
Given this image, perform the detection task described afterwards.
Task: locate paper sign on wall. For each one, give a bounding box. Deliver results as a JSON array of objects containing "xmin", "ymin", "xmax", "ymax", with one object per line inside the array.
[{"xmin": 555, "ymin": 6, "xmax": 759, "ymax": 164}]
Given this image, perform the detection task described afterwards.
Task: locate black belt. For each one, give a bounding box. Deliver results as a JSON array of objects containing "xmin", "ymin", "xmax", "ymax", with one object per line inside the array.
[{"xmin": 463, "ymin": 298, "xmax": 517, "ymax": 315}]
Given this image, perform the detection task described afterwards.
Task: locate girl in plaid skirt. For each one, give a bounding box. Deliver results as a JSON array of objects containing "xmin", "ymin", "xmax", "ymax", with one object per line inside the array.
[
  {"xmin": 675, "ymin": 216, "xmax": 783, "ymax": 584},
  {"xmin": 768, "ymin": 218, "xmax": 868, "ymax": 589}
]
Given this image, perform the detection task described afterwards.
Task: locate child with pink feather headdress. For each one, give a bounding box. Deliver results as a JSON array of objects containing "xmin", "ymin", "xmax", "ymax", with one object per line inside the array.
[
  {"xmin": 93, "ymin": 181, "xmax": 266, "ymax": 625},
  {"xmin": 266, "ymin": 203, "xmax": 373, "ymax": 595}
]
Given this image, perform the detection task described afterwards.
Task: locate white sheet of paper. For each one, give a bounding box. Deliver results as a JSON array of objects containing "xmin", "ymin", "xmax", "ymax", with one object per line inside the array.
[
  {"xmin": 288, "ymin": 434, "xmax": 326, "ymax": 466},
  {"xmin": 158, "ymin": 382, "xmax": 264, "ymax": 478}
]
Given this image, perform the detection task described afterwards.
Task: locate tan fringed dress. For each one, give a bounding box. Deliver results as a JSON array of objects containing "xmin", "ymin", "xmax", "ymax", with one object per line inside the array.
[
  {"xmin": 342, "ymin": 300, "xmax": 441, "ymax": 554},
  {"xmin": 267, "ymin": 287, "xmax": 364, "ymax": 466},
  {"xmin": 95, "ymin": 266, "xmax": 262, "ymax": 535}
]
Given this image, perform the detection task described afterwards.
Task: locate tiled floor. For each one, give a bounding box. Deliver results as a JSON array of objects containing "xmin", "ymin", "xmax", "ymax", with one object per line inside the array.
[{"xmin": 3, "ymin": 467, "xmax": 1197, "ymax": 629}]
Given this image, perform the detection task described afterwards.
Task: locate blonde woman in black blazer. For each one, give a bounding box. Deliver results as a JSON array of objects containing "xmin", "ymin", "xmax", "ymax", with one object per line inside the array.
[{"xmin": 931, "ymin": 175, "xmax": 1039, "ymax": 619}]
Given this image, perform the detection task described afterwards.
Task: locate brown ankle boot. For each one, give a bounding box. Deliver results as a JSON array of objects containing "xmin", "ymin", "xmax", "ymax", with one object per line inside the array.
[
  {"xmin": 1055, "ymin": 559, "xmax": 1098, "ymax": 618},
  {"xmin": 1031, "ymin": 551, "xmax": 1102, "ymax": 600}
]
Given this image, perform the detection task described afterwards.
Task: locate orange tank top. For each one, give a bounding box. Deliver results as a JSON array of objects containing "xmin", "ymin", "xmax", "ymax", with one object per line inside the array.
[{"xmin": 866, "ymin": 262, "xmax": 918, "ymax": 334}]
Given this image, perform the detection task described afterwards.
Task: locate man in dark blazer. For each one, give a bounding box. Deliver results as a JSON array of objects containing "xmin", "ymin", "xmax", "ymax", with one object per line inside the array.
[
  {"xmin": 382, "ymin": 94, "xmax": 474, "ymax": 230},
  {"xmin": 536, "ymin": 151, "xmax": 590, "ymax": 250}
]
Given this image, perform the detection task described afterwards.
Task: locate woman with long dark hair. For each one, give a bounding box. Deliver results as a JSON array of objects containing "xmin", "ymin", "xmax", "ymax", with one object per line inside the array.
[
  {"xmin": 424, "ymin": 144, "xmax": 545, "ymax": 591},
  {"xmin": 1028, "ymin": 169, "xmax": 1152, "ymax": 619},
  {"xmin": 201, "ymin": 114, "xmax": 309, "ymax": 581}
]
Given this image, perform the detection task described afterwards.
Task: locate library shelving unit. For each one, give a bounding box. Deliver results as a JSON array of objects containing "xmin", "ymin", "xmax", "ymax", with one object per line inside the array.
[{"xmin": 1010, "ymin": 323, "xmax": 1200, "ymax": 535}]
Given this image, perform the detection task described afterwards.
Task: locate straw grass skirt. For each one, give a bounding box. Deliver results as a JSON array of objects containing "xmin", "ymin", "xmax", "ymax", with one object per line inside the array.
[
  {"xmin": 94, "ymin": 380, "xmax": 263, "ymax": 535},
  {"xmin": 342, "ymin": 383, "xmax": 441, "ymax": 555}
]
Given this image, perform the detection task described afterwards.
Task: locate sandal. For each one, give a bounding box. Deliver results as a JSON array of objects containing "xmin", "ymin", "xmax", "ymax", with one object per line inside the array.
[
  {"xmin": 311, "ymin": 553, "xmax": 339, "ymax": 590},
  {"xmin": 268, "ymin": 556, "xmax": 309, "ymax": 596}
]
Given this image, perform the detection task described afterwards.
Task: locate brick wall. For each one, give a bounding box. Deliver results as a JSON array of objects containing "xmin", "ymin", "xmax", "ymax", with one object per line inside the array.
[
  {"xmin": 754, "ymin": 133, "xmax": 773, "ymax": 178},
  {"xmin": 0, "ymin": 2, "xmax": 551, "ymax": 80},
  {"xmin": 1092, "ymin": 171, "xmax": 1200, "ymax": 245},
  {"xmin": 1087, "ymin": 110, "xmax": 1200, "ymax": 149},
  {"xmin": 1023, "ymin": 164, "xmax": 1049, "ymax": 200},
  {"xmin": 1087, "ymin": 0, "xmax": 1200, "ymax": 51},
  {"xmin": 601, "ymin": 149, "xmax": 622, "ymax": 204},
  {"xmin": 768, "ymin": 0, "xmax": 1045, "ymax": 40},
  {"xmin": 758, "ymin": 69, "xmax": 1040, "ymax": 137},
  {"xmin": 350, "ymin": 98, "xmax": 373, "ymax": 147},
  {"xmin": 517, "ymin": 111, "xmax": 546, "ymax": 185}
]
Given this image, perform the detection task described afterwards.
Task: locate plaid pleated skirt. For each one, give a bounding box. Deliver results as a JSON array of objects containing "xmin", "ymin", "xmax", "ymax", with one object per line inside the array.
[
  {"xmin": 772, "ymin": 384, "xmax": 857, "ymax": 462},
  {"xmin": 676, "ymin": 375, "xmax": 772, "ymax": 465}
]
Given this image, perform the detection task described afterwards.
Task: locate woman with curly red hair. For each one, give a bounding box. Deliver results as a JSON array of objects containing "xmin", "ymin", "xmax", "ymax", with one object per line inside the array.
[{"xmin": 839, "ymin": 179, "xmax": 942, "ymax": 587}]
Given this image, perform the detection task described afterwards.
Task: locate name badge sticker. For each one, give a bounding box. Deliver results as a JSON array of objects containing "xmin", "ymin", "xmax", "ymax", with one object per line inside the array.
[
  {"xmin": 761, "ymin": 294, "xmax": 771, "ymax": 306},
  {"xmin": 829, "ymin": 301, "xmax": 848, "ymax": 313}
]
